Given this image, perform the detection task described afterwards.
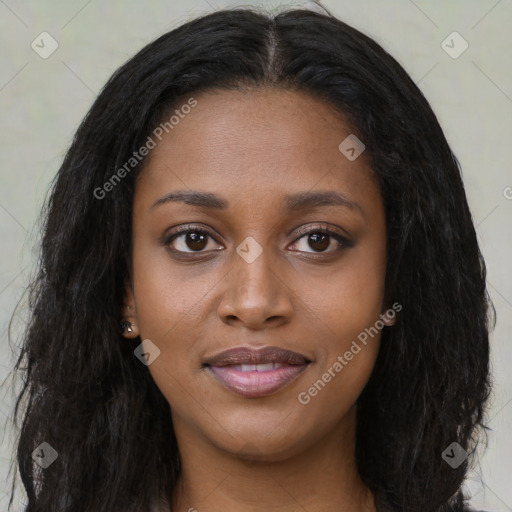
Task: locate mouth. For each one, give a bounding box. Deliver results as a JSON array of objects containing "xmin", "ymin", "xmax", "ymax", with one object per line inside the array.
[{"xmin": 203, "ymin": 346, "xmax": 311, "ymax": 398}]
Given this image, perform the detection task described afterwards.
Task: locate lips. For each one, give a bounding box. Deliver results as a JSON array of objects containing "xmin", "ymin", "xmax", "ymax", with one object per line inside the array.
[
  {"xmin": 204, "ymin": 346, "xmax": 310, "ymax": 398},
  {"xmin": 204, "ymin": 346, "xmax": 309, "ymax": 367}
]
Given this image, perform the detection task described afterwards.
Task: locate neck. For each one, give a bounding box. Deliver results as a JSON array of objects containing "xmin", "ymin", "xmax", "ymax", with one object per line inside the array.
[{"xmin": 169, "ymin": 406, "xmax": 375, "ymax": 512}]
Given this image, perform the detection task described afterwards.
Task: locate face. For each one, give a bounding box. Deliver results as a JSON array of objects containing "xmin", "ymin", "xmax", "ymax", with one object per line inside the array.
[{"xmin": 123, "ymin": 87, "xmax": 391, "ymax": 461}]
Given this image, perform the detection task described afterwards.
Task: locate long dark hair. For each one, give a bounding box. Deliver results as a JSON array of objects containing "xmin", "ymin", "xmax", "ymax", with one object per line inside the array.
[{"xmin": 6, "ymin": 7, "xmax": 493, "ymax": 512}]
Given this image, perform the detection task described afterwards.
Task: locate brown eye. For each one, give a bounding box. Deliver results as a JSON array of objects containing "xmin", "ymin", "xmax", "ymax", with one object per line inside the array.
[
  {"xmin": 290, "ymin": 227, "xmax": 350, "ymax": 254},
  {"xmin": 165, "ymin": 227, "xmax": 221, "ymax": 253},
  {"xmin": 306, "ymin": 232, "xmax": 330, "ymax": 252}
]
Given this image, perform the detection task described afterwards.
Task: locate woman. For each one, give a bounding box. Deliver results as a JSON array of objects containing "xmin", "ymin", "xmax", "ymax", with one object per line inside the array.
[{"xmin": 8, "ymin": 6, "xmax": 492, "ymax": 512}]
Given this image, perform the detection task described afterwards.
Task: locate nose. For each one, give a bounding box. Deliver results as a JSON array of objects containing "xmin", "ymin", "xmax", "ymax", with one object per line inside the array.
[{"xmin": 217, "ymin": 242, "xmax": 294, "ymax": 330}]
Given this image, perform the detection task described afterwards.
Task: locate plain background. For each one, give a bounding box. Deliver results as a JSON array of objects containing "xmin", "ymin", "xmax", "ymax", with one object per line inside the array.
[{"xmin": 0, "ymin": 0, "xmax": 510, "ymax": 510}]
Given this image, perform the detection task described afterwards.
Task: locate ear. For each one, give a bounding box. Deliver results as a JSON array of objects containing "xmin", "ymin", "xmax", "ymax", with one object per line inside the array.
[{"xmin": 121, "ymin": 281, "xmax": 139, "ymax": 339}]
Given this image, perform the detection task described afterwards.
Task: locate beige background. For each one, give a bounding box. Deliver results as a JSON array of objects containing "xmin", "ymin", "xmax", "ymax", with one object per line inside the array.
[{"xmin": 0, "ymin": 0, "xmax": 511, "ymax": 510}]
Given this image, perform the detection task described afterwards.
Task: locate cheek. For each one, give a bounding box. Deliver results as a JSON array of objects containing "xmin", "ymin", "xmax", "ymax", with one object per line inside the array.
[
  {"xmin": 295, "ymin": 338, "xmax": 379, "ymax": 442},
  {"xmin": 130, "ymin": 239, "xmax": 211, "ymax": 342},
  {"xmin": 293, "ymin": 242, "xmax": 386, "ymax": 402},
  {"xmin": 295, "ymin": 272, "xmax": 385, "ymax": 424},
  {"xmin": 298, "ymin": 244, "xmax": 386, "ymax": 349},
  {"xmin": 129, "ymin": 238, "xmax": 225, "ymax": 401}
]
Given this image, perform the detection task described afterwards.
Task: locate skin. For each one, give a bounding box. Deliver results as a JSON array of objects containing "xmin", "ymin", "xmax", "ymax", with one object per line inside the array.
[{"xmin": 122, "ymin": 87, "xmax": 394, "ymax": 512}]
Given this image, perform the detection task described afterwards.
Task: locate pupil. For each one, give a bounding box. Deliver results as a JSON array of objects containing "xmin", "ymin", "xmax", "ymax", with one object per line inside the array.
[
  {"xmin": 309, "ymin": 233, "xmax": 329, "ymax": 251},
  {"xmin": 187, "ymin": 232, "xmax": 207, "ymax": 250}
]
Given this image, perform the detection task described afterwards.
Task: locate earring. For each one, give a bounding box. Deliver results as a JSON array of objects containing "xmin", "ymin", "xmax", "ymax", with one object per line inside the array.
[{"xmin": 121, "ymin": 320, "xmax": 133, "ymax": 333}]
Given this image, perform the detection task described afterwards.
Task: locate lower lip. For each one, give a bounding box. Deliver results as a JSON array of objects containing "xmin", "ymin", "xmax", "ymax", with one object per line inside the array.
[{"xmin": 207, "ymin": 364, "xmax": 309, "ymax": 398}]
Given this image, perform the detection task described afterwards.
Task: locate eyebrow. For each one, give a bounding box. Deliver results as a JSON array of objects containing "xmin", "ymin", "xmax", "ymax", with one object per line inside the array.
[{"xmin": 150, "ymin": 189, "xmax": 363, "ymax": 214}]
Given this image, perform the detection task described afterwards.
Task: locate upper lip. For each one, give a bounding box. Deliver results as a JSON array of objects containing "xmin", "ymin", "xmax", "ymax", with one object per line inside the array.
[{"xmin": 204, "ymin": 346, "xmax": 310, "ymax": 367}]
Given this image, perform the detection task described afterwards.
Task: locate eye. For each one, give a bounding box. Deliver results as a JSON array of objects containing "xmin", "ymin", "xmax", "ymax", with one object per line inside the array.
[
  {"xmin": 163, "ymin": 224, "xmax": 352, "ymax": 257},
  {"xmin": 289, "ymin": 226, "xmax": 351, "ymax": 254},
  {"xmin": 163, "ymin": 226, "xmax": 222, "ymax": 254}
]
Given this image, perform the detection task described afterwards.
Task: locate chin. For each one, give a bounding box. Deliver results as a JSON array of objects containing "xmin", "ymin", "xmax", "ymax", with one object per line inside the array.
[{"xmin": 202, "ymin": 411, "xmax": 318, "ymax": 461}]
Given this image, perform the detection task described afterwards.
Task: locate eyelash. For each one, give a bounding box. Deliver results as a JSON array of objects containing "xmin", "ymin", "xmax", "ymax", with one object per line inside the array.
[{"xmin": 162, "ymin": 224, "xmax": 352, "ymax": 256}]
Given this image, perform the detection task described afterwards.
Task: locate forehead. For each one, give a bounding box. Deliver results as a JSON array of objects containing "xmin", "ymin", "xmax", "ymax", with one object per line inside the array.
[{"xmin": 135, "ymin": 87, "xmax": 379, "ymax": 216}]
